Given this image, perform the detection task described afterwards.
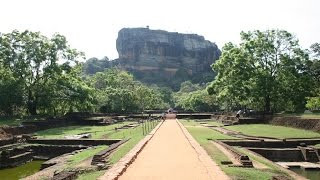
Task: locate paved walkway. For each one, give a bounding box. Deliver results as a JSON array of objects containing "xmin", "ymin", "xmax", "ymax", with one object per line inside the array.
[{"xmin": 118, "ymin": 119, "xmax": 229, "ymax": 180}]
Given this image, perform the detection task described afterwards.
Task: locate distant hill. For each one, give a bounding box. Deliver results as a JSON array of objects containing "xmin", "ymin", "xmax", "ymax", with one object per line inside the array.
[{"xmin": 83, "ymin": 27, "xmax": 221, "ymax": 90}]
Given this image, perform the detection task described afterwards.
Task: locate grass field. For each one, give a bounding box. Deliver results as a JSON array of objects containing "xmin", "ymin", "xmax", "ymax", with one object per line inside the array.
[
  {"xmin": 0, "ymin": 117, "xmax": 23, "ymax": 126},
  {"xmin": 196, "ymin": 120, "xmax": 224, "ymax": 126},
  {"xmin": 76, "ymin": 120, "xmax": 159, "ymax": 179},
  {"xmin": 205, "ymin": 121, "xmax": 224, "ymax": 126},
  {"xmin": 225, "ymin": 124, "xmax": 320, "ymax": 139},
  {"xmin": 0, "ymin": 116, "xmax": 47, "ymax": 127},
  {"xmin": 34, "ymin": 122, "xmax": 132, "ymax": 139},
  {"xmin": 66, "ymin": 145, "xmax": 107, "ymax": 167},
  {"xmin": 276, "ymin": 113, "xmax": 320, "ymax": 119},
  {"xmin": 77, "ymin": 170, "xmax": 105, "ymax": 180},
  {"xmin": 180, "ymin": 120, "xmax": 237, "ymax": 143},
  {"xmin": 108, "ymin": 120, "xmax": 159, "ymax": 164},
  {"xmin": 181, "ymin": 120, "xmax": 285, "ymax": 179}
]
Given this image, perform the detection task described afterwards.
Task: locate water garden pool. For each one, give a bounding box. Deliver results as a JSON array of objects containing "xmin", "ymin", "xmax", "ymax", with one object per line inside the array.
[{"xmin": 0, "ymin": 160, "xmax": 44, "ymax": 180}]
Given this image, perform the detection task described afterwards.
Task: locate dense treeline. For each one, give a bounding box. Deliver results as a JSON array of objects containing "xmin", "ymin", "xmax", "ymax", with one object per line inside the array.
[
  {"xmin": 1, "ymin": 29, "xmax": 320, "ymax": 116},
  {"xmin": 0, "ymin": 30, "xmax": 95, "ymax": 116},
  {"xmin": 174, "ymin": 81, "xmax": 218, "ymax": 112},
  {"xmin": 0, "ymin": 30, "xmax": 169, "ymax": 116},
  {"xmin": 88, "ymin": 69, "xmax": 170, "ymax": 113},
  {"xmin": 207, "ymin": 30, "xmax": 320, "ymax": 113}
]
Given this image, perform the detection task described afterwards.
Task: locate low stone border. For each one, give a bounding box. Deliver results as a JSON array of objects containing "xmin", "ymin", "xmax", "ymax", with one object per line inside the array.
[
  {"xmin": 52, "ymin": 170, "xmax": 78, "ymax": 180},
  {"xmin": 214, "ymin": 140, "xmax": 253, "ymax": 167},
  {"xmin": 98, "ymin": 120, "xmax": 164, "ymax": 180},
  {"xmin": 27, "ymin": 139, "xmax": 121, "ymax": 146},
  {"xmin": 244, "ymin": 148, "xmax": 307, "ymax": 180},
  {"xmin": 176, "ymin": 120, "xmax": 230, "ymax": 180},
  {"xmin": 91, "ymin": 139, "xmax": 130, "ymax": 165}
]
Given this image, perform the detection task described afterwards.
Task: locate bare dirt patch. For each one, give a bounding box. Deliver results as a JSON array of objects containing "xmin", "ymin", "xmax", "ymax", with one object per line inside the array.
[{"xmin": 0, "ymin": 128, "xmax": 11, "ymax": 139}]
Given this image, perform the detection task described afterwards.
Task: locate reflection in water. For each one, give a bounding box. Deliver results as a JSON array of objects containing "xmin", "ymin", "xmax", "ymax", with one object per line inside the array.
[
  {"xmin": 0, "ymin": 160, "xmax": 44, "ymax": 180},
  {"xmin": 289, "ymin": 167, "xmax": 320, "ymax": 180}
]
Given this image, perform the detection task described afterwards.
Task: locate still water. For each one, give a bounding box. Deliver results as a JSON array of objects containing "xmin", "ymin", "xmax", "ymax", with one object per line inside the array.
[
  {"xmin": 0, "ymin": 160, "xmax": 44, "ymax": 180},
  {"xmin": 289, "ymin": 167, "xmax": 320, "ymax": 180}
]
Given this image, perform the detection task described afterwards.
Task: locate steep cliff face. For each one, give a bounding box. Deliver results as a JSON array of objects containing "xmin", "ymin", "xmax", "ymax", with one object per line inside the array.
[{"xmin": 115, "ymin": 27, "xmax": 221, "ymax": 89}]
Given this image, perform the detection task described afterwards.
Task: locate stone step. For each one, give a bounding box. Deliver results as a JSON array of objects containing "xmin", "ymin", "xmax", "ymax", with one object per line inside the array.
[
  {"xmin": 241, "ymin": 160, "xmax": 253, "ymax": 167},
  {"xmin": 306, "ymin": 150, "xmax": 319, "ymax": 162},
  {"xmin": 0, "ymin": 151, "xmax": 34, "ymax": 168},
  {"xmin": 9, "ymin": 151, "xmax": 33, "ymax": 159}
]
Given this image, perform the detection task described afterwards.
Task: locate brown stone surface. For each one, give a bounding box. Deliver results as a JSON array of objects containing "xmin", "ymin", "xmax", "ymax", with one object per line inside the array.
[
  {"xmin": 112, "ymin": 28, "xmax": 221, "ymax": 89},
  {"xmin": 0, "ymin": 128, "xmax": 11, "ymax": 139},
  {"xmin": 116, "ymin": 120, "xmax": 228, "ymax": 180}
]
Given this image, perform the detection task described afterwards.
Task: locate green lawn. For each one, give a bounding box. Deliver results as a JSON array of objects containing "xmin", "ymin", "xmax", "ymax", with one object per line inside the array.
[
  {"xmin": 108, "ymin": 120, "xmax": 159, "ymax": 164},
  {"xmin": 180, "ymin": 120, "xmax": 237, "ymax": 142},
  {"xmin": 0, "ymin": 117, "xmax": 23, "ymax": 126},
  {"xmin": 181, "ymin": 120, "xmax": 284, "ymax": 179},
  {"xmin": 34, "ymin": 122, "xmax": 132, "ymax": 139},
  {"xmin": 76, "ymin": 120, "xmax": 159, "ymax": 179},
  {"xmin": 225, "ymin": 124, "xmax": 320, "ymax": 139},
  {"xmin": 181, "ymin": 119, "xmax": 223, "ymax": 127},
  {"xmin": 66, "ymin": 145, "xmax": 107, "ymax": 167},
  {"xmin": 276, "ymin": 113, "xmax": 320, "ymax": 119},
  {"xmin": 205, "ymin": 121, "xmax": 224, "ymax": 126},
  {"xmin": 299, "ymin": 113, "xmax": 320, "ymax": 119},
  {"xmin": 77, "ymin": 170, "xmax": 105, "ymax": 180},
  {"xmin": 0, "ymin": 116, "xmax": 47, "ymax": 127}
]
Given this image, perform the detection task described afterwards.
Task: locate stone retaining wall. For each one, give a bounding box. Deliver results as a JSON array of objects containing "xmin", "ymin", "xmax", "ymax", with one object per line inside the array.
[
  {"xmin": 0, "ymin": 138, "xmax": 14, "ymax": 146},
  {"xmin": 248, "ymin": 148, "xmax": 304, "ymax": 162},
  {"xmin": 176, "ymin": 114, "xmax": 212, "ymax": 119},
  {"xmin": 215, "ymin": 141, "xmax": 253, "ymax": 167},
  {"xmin": 27, "ymin": 139, "xmax": 121, "ymax": 146},
  {"xmin": 31, "ymin": 145, "xmax": 87, "ymax": 159},
  {"xmin": 0, "ymin": 145, "xmax": 86, "ymax": 169},
  {"xmin": 268, "ymin": 117, "xmax": 320, "ymax": 133},
  {"xmin": 222, "ymin": 139, "xmax": 320, "ymax": 148},
  {"xmin": 91, "ymin": 139, "xmax": 129, "ymax": 165}
]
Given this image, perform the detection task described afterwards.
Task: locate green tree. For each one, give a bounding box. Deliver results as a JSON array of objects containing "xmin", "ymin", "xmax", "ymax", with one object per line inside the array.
[
  {"xmin": 306, "ymin": 43, "xmax": 320, "ymax": 111},
  {"xmin": 0, "ymin": 66, "xmax": 24, "ymax": 115},
  {"xmin": 91, "ymin": 69, "xmax": 168, "ymax": 113},
  {"xmin": 0, "ymin": 30, "xmax": 91, "ymax": 115},
  {"xmin": 208, "ymin": 30, "xmax": 312, "ymax": 112},
  {"xmin": 42, "ymin": 65, "xmax": 96, "ymax": 115},
  {"xmin": 174, "ymin": 81, "xmax": 217, "ymax": 112},
  {"xmin": 82, "ymin": 56, "xmax": 110, "ymax": 75},
  {"xmin": 176, "ymin": 89, "xmax": 218, "ymax": 112}
]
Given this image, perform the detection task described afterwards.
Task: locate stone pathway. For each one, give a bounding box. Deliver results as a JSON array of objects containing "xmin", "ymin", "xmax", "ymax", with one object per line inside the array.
[{"xmin": 117, "ymin": 119, "xmax": 229, "ymax": 180}]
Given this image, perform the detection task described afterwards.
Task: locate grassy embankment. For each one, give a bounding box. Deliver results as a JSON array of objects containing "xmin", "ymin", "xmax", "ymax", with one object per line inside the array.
[
  {"xmin": 0, "ymin": 117, "xmax": 22, "ymax": 126},
  {"xmin": 184, "ymin": 119, "xmax": 223, "ymax": 127},
  {"xmin": 225, "ymin": 124, "xmax": 320, "ymax": 139},
  {"xmin": 276, "ymin": 113, "xmax": 320, "ymax": 119},
  {"xmin": 181, "ymin": 120, "xmax": 290, "ymax": 180},
  {"xmin": 0, "ymin": 116, "xmax": 45, "ymax": 127},
  {"xmin": 75, "ymin": 120, "xmax": 159, "ymax": 180},
  {"xmin": 34, "ymin": 122, "xmax": 132, "ymax": 139}
]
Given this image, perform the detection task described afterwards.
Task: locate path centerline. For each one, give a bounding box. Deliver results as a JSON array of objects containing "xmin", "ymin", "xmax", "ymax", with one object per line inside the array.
[{"xmin": 118, "ymin": 119, "xmax": 229, "ymax": 180}]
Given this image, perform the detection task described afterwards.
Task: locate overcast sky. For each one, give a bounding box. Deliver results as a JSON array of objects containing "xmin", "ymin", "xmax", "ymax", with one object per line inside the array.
[{"xmin": 1, "ymin": 0, "xmax": 319, "ymax": 60}]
